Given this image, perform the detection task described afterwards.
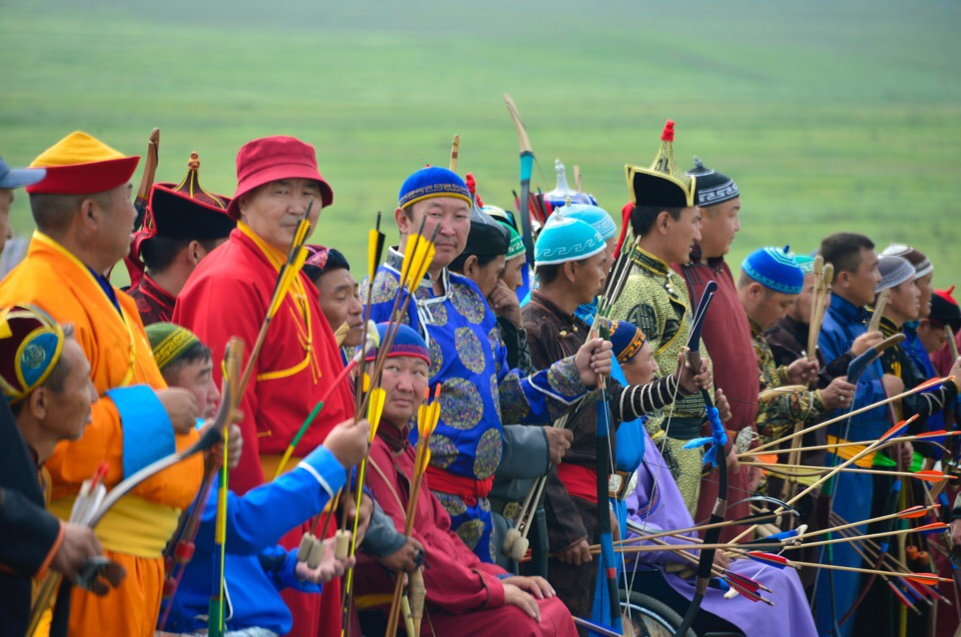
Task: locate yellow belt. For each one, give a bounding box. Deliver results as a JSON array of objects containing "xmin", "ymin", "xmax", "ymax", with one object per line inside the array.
[
  {"xmin": 826, "ymin": 435, "xmax": 875, "ymax": 468},
  {"xmin": 50, "ymin": 494, "xmax": 179, "ymax": 559}
]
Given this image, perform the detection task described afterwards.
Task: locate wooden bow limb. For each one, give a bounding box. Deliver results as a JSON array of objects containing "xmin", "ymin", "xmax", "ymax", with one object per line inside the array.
[
  {"xmin": 806, "ymin": 256, "xmax": 825, "ymax": 359},
  {"xmin": 750, "ymin": 379, "xmax": 949, "ymax": 455},
  {"xmin": 742, "ymin": 461, "xmax": 954, "ymax": 482},
  {"xmin": 133, "ymin": 128, "xmax": 160, "ymax": 229},
  {"xmin": 868, "ymin": 288, "xmax": 891, "ymax": 334},
  {"xmin": 449, "ymin": 134, "xmax": 460, "ymax": 172}
]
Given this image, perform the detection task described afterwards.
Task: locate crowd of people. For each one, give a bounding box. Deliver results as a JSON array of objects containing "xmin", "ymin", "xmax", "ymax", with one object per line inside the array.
[{"xmin": 1, "ymin": 121, "xmax": 959, "ymax": 637}]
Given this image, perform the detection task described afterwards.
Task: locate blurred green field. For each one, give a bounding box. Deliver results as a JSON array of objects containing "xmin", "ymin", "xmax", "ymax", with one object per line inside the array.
[{"xmin": 3, "ymin": 0, "xmax": 959, "ymax": 285}]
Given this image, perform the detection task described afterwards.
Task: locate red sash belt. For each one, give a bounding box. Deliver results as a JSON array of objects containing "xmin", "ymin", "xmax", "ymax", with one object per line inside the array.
[
  {"xmin": 424, "ymin": 465, "xmax": 494, "ymax": 506},
  {"xmin": 556, "ymin": 463, "xmax": 598, "ymax": 505}
]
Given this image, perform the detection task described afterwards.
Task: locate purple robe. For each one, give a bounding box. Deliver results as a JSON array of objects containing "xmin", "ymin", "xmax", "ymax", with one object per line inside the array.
[{"xmin": 624, "ymin": 428, "xmax": 817, "ymax": 637}]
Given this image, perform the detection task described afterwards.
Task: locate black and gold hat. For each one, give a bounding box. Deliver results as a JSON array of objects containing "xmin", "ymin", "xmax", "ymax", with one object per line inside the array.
[{"xmin": 624, "ymin": 121, "xmax": 696, "ymax": 209}]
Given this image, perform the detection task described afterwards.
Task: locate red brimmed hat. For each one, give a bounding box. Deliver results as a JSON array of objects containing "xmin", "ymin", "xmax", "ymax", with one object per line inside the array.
[
  {"xmin": 26, "ymin": 131, "xmax": 139, "ymax": 195},
  {"xmin": 226, "ymin": 136, "xmax": 334, "ymax": 220}
]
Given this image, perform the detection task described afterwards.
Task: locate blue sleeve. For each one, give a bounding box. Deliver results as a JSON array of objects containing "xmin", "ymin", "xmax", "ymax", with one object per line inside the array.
[
  {"xmin": 195, "ymin": 447, "xmax": 347, "ymax": 555},
  {"xmin": 258, "ymin": 545, "xmax": 324, "ymax": 594},
  {"xmin": 106, "ymin": 385, "xmax": 175, "ymax": 478},
  {"xmin": 497, "ymin": 352, "xmax": 587, "ymax": 425}
]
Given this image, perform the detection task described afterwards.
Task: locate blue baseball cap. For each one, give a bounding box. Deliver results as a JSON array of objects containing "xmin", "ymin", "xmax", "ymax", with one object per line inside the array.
[{"xmin": 0, "ymin": 156, "xmax": 46, "ymax": 190}]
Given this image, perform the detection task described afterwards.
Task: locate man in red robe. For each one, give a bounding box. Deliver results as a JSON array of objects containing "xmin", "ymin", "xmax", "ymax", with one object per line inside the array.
[
  {"xmin": 356, "ymin": 322, "xmax": 578, "ymax": 636},
  {"xmin": 173, "ymin": 136, "xmax": 366, "ymax": 636},
  {"xmin": 675, "ymin": 158, "xmax": 816, "ymax": 541}
]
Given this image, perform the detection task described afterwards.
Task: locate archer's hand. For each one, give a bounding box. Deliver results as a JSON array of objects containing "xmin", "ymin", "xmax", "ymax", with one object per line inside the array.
[
  {"xmin": 489, "ymin": 280, "xmax": 522, "ymax": 328},
  {"xmin": 295, "ymin": 539, "xmax": 355, "ymax": 584},
  {"xmin": 574, "ymin": 338, "xmax": 613, "ymax": 388},
  {"xmin": 819, "ymin": 377, "xmax": 856, "ymax": 411},
  {"xmin": 343, "ymin": 492, "xmax": 374, "ymax": 546},
  {"xmin": 787, "ymin": 358, "xmax": 819, "ymax": 386},
  {"xmin": 323, "ymin": 418, "xmax": 371, "ymax": 469},
  {"xmin": 544, "ymin": 426, "xmax": 573, "ymax": 465},
  {"xmin": 725, "ymin": 444, "xmax": 740, "ymax": 476},
  {"xmin": 713, "ymin": 551, "xmax": 731, "ymax": 571},
  {"xmin": 715, "ymin": 388, "xmax": 732, "ymax": 422},
  {"xmin": 676, "ymin": 352, "xmax": 711, "ymax": 394},
  {"xmin": 375, "ymin": 537, "xmax": 424, "ymax": 573},
  {"xmin": 556, "ymin": 538, "xmax": 592, "ymax": 565},
  {"xmin": 948, "ymin": 356, "xmax": 961, "ymax": 390},
  {"xmin": 503, "ymin": 574, "xmax": 555, "ymax": 599},
  {"xmin": 201, "ymin": 422, "xmax": 243, "ymax": 470},
  {"xmin": 503, "ymin": 583, "xmax": 541, "ymax": 622},
  {"xmin": 51, "ymin": 523, "xmax": 103, "ymax": 581},
  {"xmin": 157, "ymin": 388, "xmax": 199, "ymax": 435},
  {"xmin": 851, "ymin": 331, "xmax": 883, "ymax": 356},
  {"xmin": 896, "ymin": 441, "xmax": 914, "ymax": 467}
]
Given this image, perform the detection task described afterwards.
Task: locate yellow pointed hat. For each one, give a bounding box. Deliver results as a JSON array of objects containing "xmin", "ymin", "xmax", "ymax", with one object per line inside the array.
[
  {"xmin": 624, "ymin": 121, "xmax": 696, "ymax": 208},
  {"xmin": 26, "ymin": 131, "xmax": 139, "ymax": 195}
]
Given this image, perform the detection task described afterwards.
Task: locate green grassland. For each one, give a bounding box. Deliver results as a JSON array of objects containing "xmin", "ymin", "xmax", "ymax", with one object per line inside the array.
[{"xmin": 2, "ymin": 0, "xmax": 959, "ymax": 286}]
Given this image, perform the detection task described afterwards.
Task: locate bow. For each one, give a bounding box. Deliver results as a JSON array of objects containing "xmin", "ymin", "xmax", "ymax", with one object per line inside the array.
[
  {"xmin": 504, "ymin": 93, "xmax": 536, "ymax": 266},
  {"xmin": 593, "ymin": 317, "xmax": 623, "ymax": 634},
  {"xmin": 674, "ymin": 280, "xmax": 725, "ymax": 636}
]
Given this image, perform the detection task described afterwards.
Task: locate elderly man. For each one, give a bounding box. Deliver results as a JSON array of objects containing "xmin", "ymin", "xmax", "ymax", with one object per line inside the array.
[
  {"xmin": 363, "ymin": 166, "xmax": 612, "ymax": 563},
  {"xmin": 173, "ymin": 136, "xmax": 368, "ymax": 636},
  {"xmin": 355, "ymin": 322, "xmax": 578, "ymax": 637},
  {"xmin": 125, "ymin": 152, "xmax": 234, "ymax": 325},
  {"xmin": 0, "ymin": 305, "xmax": 104, "ymax": 637},
  {"xmin": 302, "ymin": 246, "xmax": 365, "ymax": 351},
  {"xmin": 0, "ymin": 131, "xmax": 202, "ymax": 637}
]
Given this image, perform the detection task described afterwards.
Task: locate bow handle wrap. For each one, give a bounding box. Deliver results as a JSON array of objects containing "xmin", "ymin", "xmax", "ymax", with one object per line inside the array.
[{"xmin": 683, "ymin": 405, "xmax": 727, "ymax": 467}]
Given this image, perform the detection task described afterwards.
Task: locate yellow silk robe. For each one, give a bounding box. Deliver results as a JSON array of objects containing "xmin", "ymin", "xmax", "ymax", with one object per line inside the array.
[{"xmin": 0, "ymin": 232, "xmax": 202, "ymax": 637}]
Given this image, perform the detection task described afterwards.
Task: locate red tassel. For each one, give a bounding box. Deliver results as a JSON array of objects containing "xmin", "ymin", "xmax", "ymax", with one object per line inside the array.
[
  {"xmin": 613, "ymin": 202, "xmax": 633, "ymax": 258},
  {"xmin": 465, "ymin": 173, "xmax": 476, "ymax": 195},
  {"xmin": 661, "ymin": 120, "xmax": 675, "ymax": 142}
]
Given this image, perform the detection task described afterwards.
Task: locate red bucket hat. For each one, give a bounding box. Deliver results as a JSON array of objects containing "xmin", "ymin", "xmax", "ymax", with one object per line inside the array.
[{"xmin": 226, "ymin": 136, "xmax": 334, "ymax": 220}]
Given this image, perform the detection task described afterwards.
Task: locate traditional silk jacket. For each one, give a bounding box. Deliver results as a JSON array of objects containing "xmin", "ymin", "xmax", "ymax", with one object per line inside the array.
[
  {"xmin": 752, "ymin": 318, "xmax": 826, "ymax": 443},
  {"xmin": 523, "ymin": 291, "xmax": 683, "ymax": 620},
  {"xmin": 161, "ymin": 447, "xmax": 346, "ymax": 635},
  {"xmin": 356, "ymin": 425, "xmax": 577, "ymax": 637},
  {"xmin": 173, "ymin": 223, "xmax": 354, "ymax": 637},
  {"xmin": 127, "ymin": 273, "xmax": 176, "ymax": 326},
  {"xmin": 0, "ymin": 232, "xmax": 202, "ymax": 637},
  {"xmin": 609, "ymin": 246, "xmax": 713, "ymax": 513},
  {"xmin": 363, "ymin": 248, "xmax": 587, "ymax": 561}
]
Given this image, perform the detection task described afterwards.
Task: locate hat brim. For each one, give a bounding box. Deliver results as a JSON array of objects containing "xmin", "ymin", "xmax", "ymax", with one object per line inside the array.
[
  {"xmin": 226, "ymin": 165, "xmax": 333, "ymax": 220},
  {"xmin": 148, "ymin": 185, "xmax": 235, "ymax": 240},
  {"xmin": 26, "ymin": 156, "xmax": 139, "ymax": 195},
  {"xmin": 0, "ymin": 166, "xmax": 46, "ymax": 190},
  {"xmin": 625, "ymin": 165, "xmax": 696, "ymax": 208}
]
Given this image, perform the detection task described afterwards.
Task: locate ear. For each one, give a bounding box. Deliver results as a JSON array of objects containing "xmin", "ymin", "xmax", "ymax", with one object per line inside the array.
[
  {"xmin": 749, "ymin": 282, "xmax": 765, "ymax": 300},
  {"xmin": 394, "ymin": 206, "xmax": 411, "ymax": 238},
  {"xmin": 656, "ymin": 211, "xmax": 672, "ymax": 236},
  {"xmin": 563, "ymin": 261, "xmax": 578, "ymax": 283},
  {"xmin": 28, "ymin": 387, "xmax": 48, "ymax": 421},
  {"xmin": 78, "ymin": 197, "xmax": 100, "ymax": 232},
  {"xmin": 834, "ymin": 269, "xmax": 851, "ymax": 288},
  {"xmin": 464, "ymin": 255, "xmax": 479, "ymax": 276},
  {"xmin": 186, "ymin": 240, "xmax": 204, "ymax": 266}
]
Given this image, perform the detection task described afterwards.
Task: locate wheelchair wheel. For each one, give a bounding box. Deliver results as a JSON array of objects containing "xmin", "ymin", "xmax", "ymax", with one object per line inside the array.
[{"xmin": 619, "ymin": 589, "xmax": 697, "ymax": 637}]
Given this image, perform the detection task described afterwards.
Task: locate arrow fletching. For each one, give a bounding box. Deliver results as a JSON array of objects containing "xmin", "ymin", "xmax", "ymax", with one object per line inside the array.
[
  {"xmin": 746, "ymin": 551, "xmax": 789, "ymax": 569},
  {"xmin": 366, "ymin": 388, "xmax": 386, "ymax": 442}
]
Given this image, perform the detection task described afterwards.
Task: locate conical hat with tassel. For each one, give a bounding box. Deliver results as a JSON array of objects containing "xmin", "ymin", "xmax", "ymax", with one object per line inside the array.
[{"xmin": 624, "ymin": 121, "xmax": 697, "ymax": 208}]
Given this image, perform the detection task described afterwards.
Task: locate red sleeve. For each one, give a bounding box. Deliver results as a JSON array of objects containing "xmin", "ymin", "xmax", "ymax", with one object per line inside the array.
[
  {"xmin": 365, "ymin": 443, "xmax": 505, "ymax": 613},
  {"xmin": 174, "ymin": 267, "xmax": 268, "ymax": 495}
]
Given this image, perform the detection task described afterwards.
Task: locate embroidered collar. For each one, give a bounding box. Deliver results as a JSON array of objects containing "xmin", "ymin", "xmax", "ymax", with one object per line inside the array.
[
  {"xmin": 138, "ymin": 274, "xmax": 176, "ymax": 311},
  {"xmin": 631, "ymin": 245, "xmax": 671, "ymax": 277},
  {"xmin": 748, "ymin": 317, "xmax": 765, "ymax": 339},
  {"xmin": 529, "ymin": 290, "xmax": 586, "ymax": 337},
  {"xmin": 879, "ymin": 315, "xmax": 901, "ymax": 338}
]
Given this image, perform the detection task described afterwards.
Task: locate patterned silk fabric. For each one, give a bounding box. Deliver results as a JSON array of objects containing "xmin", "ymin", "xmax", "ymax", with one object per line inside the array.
[
  {"xmin": 752, "ymin": 318, "xmax": 825, "ymax": 444},
  {"xmin": 609, "ymin": 246, "xmax": 713, "ymax": 513},
  {"xmin": 362, "ymin": 248, "xmax": 586, "ymax": 560}
]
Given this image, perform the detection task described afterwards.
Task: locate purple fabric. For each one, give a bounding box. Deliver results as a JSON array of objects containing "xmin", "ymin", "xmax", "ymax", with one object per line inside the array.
[{"xmin": 624, "ymin": 428, "xmax": 818, "ymax": 637}]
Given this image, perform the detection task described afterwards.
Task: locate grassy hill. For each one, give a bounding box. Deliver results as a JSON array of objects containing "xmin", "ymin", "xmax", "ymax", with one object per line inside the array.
[{"xmin": 3, "ymin": 0, "xmax": 959, "ymax": 285}]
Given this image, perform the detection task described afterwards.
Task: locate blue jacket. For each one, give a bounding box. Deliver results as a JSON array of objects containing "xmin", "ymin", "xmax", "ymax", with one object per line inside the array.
[
  {"xmin": 818, "ymin": 294, "xmax": 890, "ymax": 441},
  {"xmin": 161, "ymin": 446, "xmax": 347, "ymax": 634}
]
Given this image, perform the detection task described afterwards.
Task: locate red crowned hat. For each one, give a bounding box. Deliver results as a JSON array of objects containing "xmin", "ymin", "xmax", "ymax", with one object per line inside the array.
[
  {"xmin": 226, "ymin": 136, "xmax": 333, "ymax": 220},
  {"xmin": 26, "ymin": 131, "xmax": 139, "ymax": 195}
]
